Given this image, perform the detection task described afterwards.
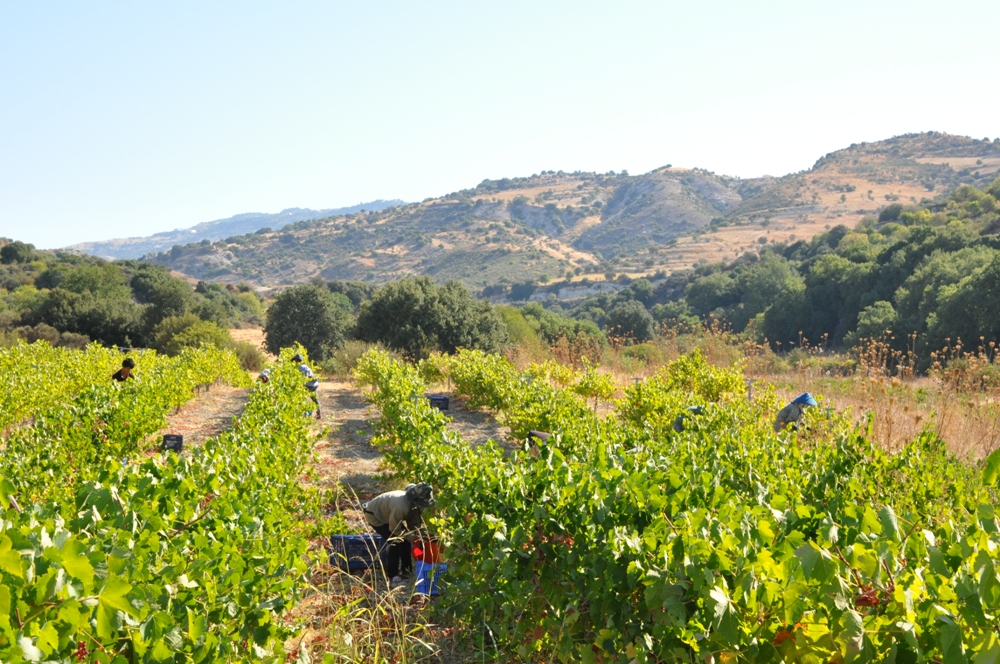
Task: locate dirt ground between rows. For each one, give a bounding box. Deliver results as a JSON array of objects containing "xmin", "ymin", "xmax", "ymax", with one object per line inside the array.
[
  {"xmin": 153, "ymin": 383, "xmax": 251, "ymax": 450},
  {"xmin": 309, "ymin": 381, "xmax": 509, "ymax": 528}
]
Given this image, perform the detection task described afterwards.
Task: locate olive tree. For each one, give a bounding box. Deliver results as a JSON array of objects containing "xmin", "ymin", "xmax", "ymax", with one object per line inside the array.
[
  {"xmin": 353, "ymin": 277, "xmax": 508, "ymax": 358},
  {"xmin": 605, "ymin": 300, "xmax": 656, "ymax": 343},
  {"xmin": 264, "ymin": 284, "xmax": 352, "ymax": 361}
]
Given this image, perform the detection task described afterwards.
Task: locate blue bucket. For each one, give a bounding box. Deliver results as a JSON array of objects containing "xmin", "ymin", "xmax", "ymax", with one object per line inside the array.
[{"xmin": 414, "ymin": 561, "xmax": 447, "ymax": 595}]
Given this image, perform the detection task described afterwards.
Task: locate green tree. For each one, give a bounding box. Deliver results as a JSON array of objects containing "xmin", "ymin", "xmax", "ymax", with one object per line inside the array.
[
  {"xmin": 923, "ymin": 254, "xmax": 1000, "ymax": 354},
  {"xmin": 988, "ymin": 177, "xmax": 1000, "ymax": 200},
  {"xmin": 23, "ymin": 289, "xmax": 143, "ymax": 347},
  {"xmin": 0, "ymin": 241, "xmax": 35, "ymax": 264},
  {"xmin": 152, "ymin": 313, "xmax": 233, "ymax": 355},
  {"xmin": 685, "ymin": 272, "xmax": 738, "ymax": 314},
  {"xmin": 843, "ymin": 301, "xmax": 897, "ymax": 347},
  {"xmin": 61, "ymin": 264, "xmax": 132, "ymax": 300},
  {"xmin": 605, "ymin": 300, "xmax": 655, "ymax": 343},
  {"xmin": 323, "ymin": 280, "xmax": 375, "ymax": 312},
  {"xmin": 520, "ymin": 302, "xmax": 605, "ymax": 347},
  {"xmin": 496, "ymin": 305, "xmax": 542, "ymax": 350},
  {"xmin": 727, "ymin": 257, "xmax": 805, "ymax": 331},
  {"xmin": 879, "ymin": 203, "xmax": 904, "ymax": 222},
  {"xmin": 625, "ymin": 278, "xmax": 655, "ymax": 306},
  {"xmin": 651, "ymin": 300, "xmax": 699, "ymax": 328},
  {"xmin": 264, "ymin": 284, "xmax": 351, "ymax": 360},
  {"xmin": 354, "ymin": 277, "xmax": 508, "ymax": 358},
  {"xmin": 132, "ymin": 269, "xmax": 194, "ymax": 329},
  {"xmin": 893, "ymin": 246, "xmax": 998, "ymax": 337}
]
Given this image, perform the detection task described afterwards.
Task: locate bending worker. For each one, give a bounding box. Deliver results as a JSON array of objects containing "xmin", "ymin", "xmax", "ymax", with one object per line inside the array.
[
  {"xmin": 362, "ymin": 483, "xmax": 435, "ymax": 585},
  {"xmin": 526, "ymin": 430, "xmax": 550, "ymax": 458},
  {"xmin": 673, "ymin": 405, "xmax": 705, "ymax": 432},
  {"xmin": 773, "ymin": 392, "xmax": 817, "ymax": 432},
  {"xmin": 292, "ymin": 353, "xmax": 322, "ymax": 419}
]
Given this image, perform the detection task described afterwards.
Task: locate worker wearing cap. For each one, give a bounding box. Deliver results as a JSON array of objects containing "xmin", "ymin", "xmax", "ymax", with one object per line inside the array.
[
  {"xmin": 112, "ymin": 358, "xmax": 135, "ymax": 382},
  {"xmin": 362, "ymin": 483, "xmax": 435, "ymax": 585},
  {"xmin": 292, "ymin": 354, "xmax": 322, "ymax": 419},
  {"xmin": 773, "ymin": 393, "xmax": 817, "ymax": 432}
]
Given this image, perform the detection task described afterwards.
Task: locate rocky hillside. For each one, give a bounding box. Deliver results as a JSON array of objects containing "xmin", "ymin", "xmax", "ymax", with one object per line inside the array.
[
  {"xmin": 139, "ymin": 132, "xmax": 1000, "ymax": 289},
  {"xmin": 66, "ymin": 201, "xmax": 404, "ymax": 260}
]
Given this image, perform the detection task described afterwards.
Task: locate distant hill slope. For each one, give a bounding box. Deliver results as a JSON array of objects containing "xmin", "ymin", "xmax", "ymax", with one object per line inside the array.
[
  {"xmin": 66, "ymin": 201, "xmax": 405, "ymax": 260},
  {"xmin": 141, "ymin": 132, "xmax": 1000, "ymax": 290}
]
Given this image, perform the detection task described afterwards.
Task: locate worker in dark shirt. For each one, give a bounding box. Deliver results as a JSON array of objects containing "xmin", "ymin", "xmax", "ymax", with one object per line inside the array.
[{"xmin": 112, "ymin": 358, "xmax": 135, "ymax": 382}]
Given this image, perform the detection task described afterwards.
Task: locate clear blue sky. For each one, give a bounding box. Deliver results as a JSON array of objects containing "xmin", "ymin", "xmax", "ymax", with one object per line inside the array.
[{"xmin": 2, "ymin": 1, "xmax": 998, "ymax": 248}]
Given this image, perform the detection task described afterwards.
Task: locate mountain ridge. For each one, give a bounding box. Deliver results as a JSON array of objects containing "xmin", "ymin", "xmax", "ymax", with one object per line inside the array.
[
  {"xmin": 76, "ymin": 132, "xmax": 1000, "ymax": 291},
  {"xmin": 65, "ymin": 200, "xmax": 405, "ymax": 260}
]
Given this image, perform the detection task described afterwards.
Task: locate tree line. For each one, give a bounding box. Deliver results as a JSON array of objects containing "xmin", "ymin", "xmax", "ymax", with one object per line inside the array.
[
  {"xmin": 10, "ymin": 176, "xmax": 1000, "ymax": 372},
  {"xmin": 0, "ymin": 243, "xmax": 265, "ymax": 366},
  {"xmin": 524, "ymin": 178, "xmax": 1000, "ymax": 366}
]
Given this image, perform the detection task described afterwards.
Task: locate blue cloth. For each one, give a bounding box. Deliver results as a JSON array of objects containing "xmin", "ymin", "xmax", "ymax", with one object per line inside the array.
[{"xmin": 792, "ymin": 392, "xmax": 817, "ymax": 407}]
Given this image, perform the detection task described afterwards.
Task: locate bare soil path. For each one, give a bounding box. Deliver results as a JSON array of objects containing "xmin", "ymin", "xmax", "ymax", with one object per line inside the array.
[
  {"xmin": 306, "ymin": 380, "xmax": 511, "ymax": 531},
  {"xmin": 435, "ymin": 394, "xmax": 512, "ymax": 451},
  {"xmin": 153, "ymin": 384, "xmax": 251, "ymax": 450},
  {"xmin": 311, "ymin": 380, "xmax": 390, "ymax": 531}
]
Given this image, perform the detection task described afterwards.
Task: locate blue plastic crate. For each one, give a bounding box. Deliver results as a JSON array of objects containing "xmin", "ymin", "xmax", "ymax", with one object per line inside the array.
[
  {"xmin": 426, "ymin": 394, "xmax": 449, "ymax": 411},
  {"xmin": 329, "ymin": 534, "xmax": 384, "ymax": 572},
  {"xmin": 414, "ymin": 561, "xmax": 447, "ymax": 595},
  {"xmin": 162, "ymin": 434, "xmax": 183, "ymax": 452}
]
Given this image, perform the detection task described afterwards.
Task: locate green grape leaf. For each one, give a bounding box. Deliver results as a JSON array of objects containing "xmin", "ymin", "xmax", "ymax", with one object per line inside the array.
[
  {"xmin": 861, "ymin": 506, "xmax": 882, "ymax": 535},
  {"xmin": 0, "ymin": 535, "xmax": 23, "ymax": 579},
  {"xmin": 0, "ymin": 479, "xmax": 15, "ymax": 511},
  {"xmin": 879, "ymin": 506, "xmax": 900, "ymax": 541},
  {"xmin": 972, "ymin": 631, "xmax": 1000, "ymax": 664},
  {"xmin": 60, "ymin": 538, "xmax": 94, "ymax": 592},
  {"xmin": 97, "ymin": 576, "xmax": 136, "ymax": 639},
  {"xmin": 842, "ymin": 610, "xmax": 865, "ymax": 656},
  {"xmin": 709, "ymin": 586, "xmax": 739, "ymax": 645},
  {"xmin": 983, "ymin": 447, "xmax": 1000, "ymax": 486},
  {"xmin": 36, "ymin": 622, "xmax": 59, "ymax": 656},
  {"xmin": 0, "ymin": 585, "xmax": 10, "ymax": 631},
  {"xmin": 795, "ymin": 542, "xmax": 835, "ymax": 582},
  {"xmin": 938, "ymin": 616, "xmax": 967, "ymax": 664}
]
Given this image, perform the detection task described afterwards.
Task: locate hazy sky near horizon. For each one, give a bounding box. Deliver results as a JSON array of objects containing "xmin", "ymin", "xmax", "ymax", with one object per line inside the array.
[{"xmin": 2, "ymin": 1, "xmax": 999, "ymax": 248}]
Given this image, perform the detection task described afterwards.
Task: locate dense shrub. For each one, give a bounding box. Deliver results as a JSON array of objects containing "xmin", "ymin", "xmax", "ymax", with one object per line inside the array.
[
  {"xmin": 605, "ymin": 299, "xmax": 656, "ymax": 343},
  {"xmin": 354, "ymin": 277, "xmax": 508, "ymax": 358},
  {"xmin": 264, "ymin": 284, "xmax": 352, "ymax": 361}
]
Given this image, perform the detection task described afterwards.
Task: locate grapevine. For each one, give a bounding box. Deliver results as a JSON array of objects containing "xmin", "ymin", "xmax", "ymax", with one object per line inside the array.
[
  {"xmin": 0, "ymin": 345, "xmax": 325, "ymax": 663},
  {"xmin": 357, "ymin": 348, "xmax": 1000, "ymax": 662}
]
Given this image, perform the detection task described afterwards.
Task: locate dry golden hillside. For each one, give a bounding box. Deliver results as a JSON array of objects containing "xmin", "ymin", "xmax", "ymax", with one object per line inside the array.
[{"xmin": 147, "ymin": 132, "xmax": 1000, "ymax": 290}]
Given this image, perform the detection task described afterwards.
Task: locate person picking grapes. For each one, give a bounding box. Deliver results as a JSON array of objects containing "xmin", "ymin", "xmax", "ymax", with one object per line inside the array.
[
  {"xmin": 362, "ymin": 483, "xmax": 435, "ymax": 586},
  {"xmin": 111, "ymin": 357, "xmax": 135, "ymax": 382},
  {"xmin": 292, "ymin": 353, "xmax": 322, "ymax": 419},
  {"xmin": 673, "ymin": 405, "xmax": 705, "ymax": 432},
  {"xmin": 773, "ymin": 392, "xmax": 817, "ymax": 432}
]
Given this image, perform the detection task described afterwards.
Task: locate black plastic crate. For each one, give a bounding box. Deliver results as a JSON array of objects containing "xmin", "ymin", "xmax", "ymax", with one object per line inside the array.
[
  {"xmin": 426, "ymin": 394, "xmax": 449, "ymax": 411},
  {"xmin": 329, "ymin": 534, "xmax": 385, "ymax": 572},
  {"xmin": 162, "ymin": 434, "xmax": 183, "ymax": 453}
]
